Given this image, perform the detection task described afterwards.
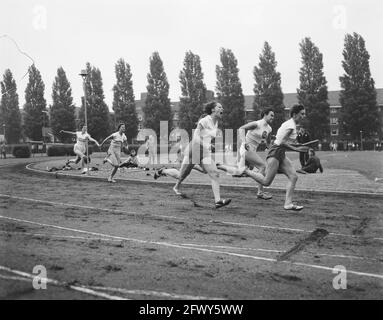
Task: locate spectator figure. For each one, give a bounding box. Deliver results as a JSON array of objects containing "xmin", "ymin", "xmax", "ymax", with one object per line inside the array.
[
  {"xmin": 296, "ymin": 149, "xmax": 323, "ymax": 174},
  {"xmin": 297, "ymin": 128, "xmax": 310, "ymax": 167},
  {"xmin": 334, "ymin": 142, "xmax": 338, "ymax": 152},
  {"xmin": 0, "ymin": 142, "xmax": 6, "ymax": 159},
  {"xmin": 119, "ymin": 149, "xmax": 139, "ymax": 169}
]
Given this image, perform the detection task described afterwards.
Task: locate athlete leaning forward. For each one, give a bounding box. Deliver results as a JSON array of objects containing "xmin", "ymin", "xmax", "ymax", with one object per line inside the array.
[
  {"xmin": 245, "ymin": 104, "xmax": 309, "ymax": 211},
  {"xmin": 154, "ymin": 101, "xmax": 231, "ymax": 209},
  {"xmin": 100, "ymin": 123, "xmax": 128, "ymax": 183},
  {"xmin": 217, "ymin": 108, "xmax": 275, "ymax": 200},
  {"xmin": 61, "ymin": 125, "xmax": 100, "ymax": 173}
]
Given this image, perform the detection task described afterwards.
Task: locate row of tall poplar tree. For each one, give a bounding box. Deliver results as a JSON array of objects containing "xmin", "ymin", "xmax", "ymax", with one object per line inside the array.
[{"xmin": 0, "ymin": 32, "xmax": 380, "ymax": 144}]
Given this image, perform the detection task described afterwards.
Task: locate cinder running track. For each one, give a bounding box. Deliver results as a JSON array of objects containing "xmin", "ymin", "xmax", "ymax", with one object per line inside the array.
[{"xmin": 0, "ymin": 158, "xmax": 382, "ymax": 299}]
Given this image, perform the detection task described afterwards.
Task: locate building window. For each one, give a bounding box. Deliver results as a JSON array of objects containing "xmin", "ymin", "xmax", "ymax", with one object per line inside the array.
[
  {"xmin": 330, "ymin": 117, "xmax": 338, "ymax": 125},
  {"xmin": 330, "ymin": 108, "xmax": 337, "ymax": 114},
  {"xmin": 331, "ymin": 129, "xmax": 339, "ymax": 136}
]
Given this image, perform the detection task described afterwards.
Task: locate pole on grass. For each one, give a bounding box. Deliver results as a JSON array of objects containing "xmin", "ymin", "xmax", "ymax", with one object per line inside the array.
[
  {"xmin": 80, "ymin": 69, "xmax": 89, "ymax": 174},
  {"xmin": 360, "ymin": 130, "xmax": 363, "ymax": 151}
]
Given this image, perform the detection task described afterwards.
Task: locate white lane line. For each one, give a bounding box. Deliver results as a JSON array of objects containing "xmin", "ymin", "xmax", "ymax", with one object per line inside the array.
[
  {"xmin": 87, "ymin": 286, "xmax": 224, "ymax": 300},
  {"xmin": 0, "ymin": 274, "xmax": 32, "ymax": 282},
  {"xmin": 0, "ymin": 193, "xmax": 184, "ymax": 221},
  {"xmin": 1, "ymin": 215, "xmax": 383, "ymax": 281},
  {"xmin": 212, "ymin": 220, "xmax": 383, "ymax": 241},
  {"xmin": 1, "ymin": 193, "xmax": 382, "ymax": 242},
  {"xmin": 26, "ymin": 163, "xmax": 383, "ymax": 197},
  {"xmin": 0, "ymin": 230, "xmax": 122, "ymax": 242},
  {"xmin": 2, "ymin": 230, "xmax": 379, "ymax": 262},
  {"xmin": 0, "ymin": 265, "xmax": 127, "ymax": 300},
  {"xmin": 0, "ymin": 270, "xmax": 222, "ymax": 300},
  {"xmin": 212, "ymin": 220, "xmax": 307, "ymax": 233},
  {"xmin": 179, "ymin": 243, "xmax": 381, "ymax": 262}
]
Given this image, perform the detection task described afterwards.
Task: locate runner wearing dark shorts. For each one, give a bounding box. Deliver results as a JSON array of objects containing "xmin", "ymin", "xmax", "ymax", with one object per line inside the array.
[{"xmin": 245, "ymin": 104, "xmax": 309, "ymax": 211}]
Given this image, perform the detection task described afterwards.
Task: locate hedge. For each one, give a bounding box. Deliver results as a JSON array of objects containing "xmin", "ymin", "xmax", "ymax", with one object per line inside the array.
[
  {"xmin": 47, "ymin": 144, "xmax": 94, "ymax": 157},
  {"xmin": 12, "ymin": 145, "xmax": 31, "ymax": 158}
]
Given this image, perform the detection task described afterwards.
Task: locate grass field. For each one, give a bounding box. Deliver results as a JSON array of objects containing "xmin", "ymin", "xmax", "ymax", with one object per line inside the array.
[
  {"xmin": 0, "ymin": 154, "xmax": 382, "ymax": 300},
  {"xmin": 287, "ymin": 151, "xmax": 383, "ymax": 181}
]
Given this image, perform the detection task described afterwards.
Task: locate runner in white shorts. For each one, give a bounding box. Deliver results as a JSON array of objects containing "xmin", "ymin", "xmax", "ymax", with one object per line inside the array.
[
  {"xmin": 100, "ymin": 123, "xmax": 128, "ymax": 183},
  {"xmin": 155, "ymin": 101, "xmax": 231, "ymax": 209},
  {"xmin": 61, "ymin": 126, "xmax": 100, "ymax": 173},
  {"xmin": 217, "ymin": 108, "xmax": 274, "ymax": 200}
]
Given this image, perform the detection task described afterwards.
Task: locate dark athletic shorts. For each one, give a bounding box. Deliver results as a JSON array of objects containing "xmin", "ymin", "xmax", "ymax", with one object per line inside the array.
[{"xmin": 266, "ymin": 144, "xmax": 286, "ymax": 163}]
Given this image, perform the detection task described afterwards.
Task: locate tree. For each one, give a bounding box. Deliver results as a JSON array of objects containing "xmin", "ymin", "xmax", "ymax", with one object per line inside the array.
[
  {"xmin": 216, "ymin": 48, "xmax": 245, "ymax": 139},
  {"xmin": 50, "ymin": 67, "xmax": 76, "ymax": 142},
  {"xmin": 253, "ymin": 42, "xmax": 285, "ymax": 132},
  {"xmin": 79, "ymin": 63, "xmax": 110, "ymax": 141},
  {"xmin": 112, "ymin": 58, "xmax": 139, "ymax": 142},
  {"xmin": 297, "ymin": 37, "xmax": 329, "ymax": 140},
  {"xmin": 178, "ymin": 51, "xmax": 207, "ymax": 136},
  {"xmin": 0, "ymin": 69, "xmax": 22, "ymax": 143},
  {"xmin": 23, "ymin": 64, "xmax": 47, "ymax": 141},
  {"xmin": 339, "ymin": 32, "xmax": 380, "ymax": 140},
  {"xmin": 142, "ymin": 52, "xmax": 172, "ymax": 137}
]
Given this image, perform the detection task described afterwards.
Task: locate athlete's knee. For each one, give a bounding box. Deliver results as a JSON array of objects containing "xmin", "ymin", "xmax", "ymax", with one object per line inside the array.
[{"xmin": 291, "ymin": 173, "xmax": 298, "ymax": 184}]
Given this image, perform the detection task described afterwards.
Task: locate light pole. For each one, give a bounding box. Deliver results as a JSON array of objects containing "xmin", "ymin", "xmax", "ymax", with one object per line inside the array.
[
  {"xmin": 360, "ymin": 130, "xmax": 363, "ymax": 151},
  {"xmin": 2, "ymin": 124, "xmax": 5, "ymax": 147},
  {"xmin": 79, "ymin": 69, "xmax": 89, "ymax": 173},
  {"xmin": 42, "ymin": 110, "xmax": 49, "ymax": 143}
]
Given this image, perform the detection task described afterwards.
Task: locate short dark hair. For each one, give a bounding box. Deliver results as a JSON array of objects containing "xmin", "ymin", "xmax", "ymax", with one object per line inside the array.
[
  {"xmin": 204, "ymin": 101, "xmax": 218, "ymax": 115},
  {"xmin": 290, "ymin": 104, "xmax": 305, "ymax": 117},
  {"xmin": 261, "ymin": 108, "xmax": 274, "ymax": 118},
  {"xmin": 117, "ymin": 123, "xmax": 125, "ymax": 130}
]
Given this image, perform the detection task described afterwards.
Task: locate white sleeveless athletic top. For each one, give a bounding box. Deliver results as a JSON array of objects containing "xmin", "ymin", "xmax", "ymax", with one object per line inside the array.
[
  {"xmin": 193, "ymin": 115, "xmax": 218, "ymax": 149},
  {"xmin": 75, "ymin": 131, "xmax": 91, "ymax": 147},
  {"xmin": 274, "ymin": 118, "xmax": 297, "ymax": 145},
  {"xmin": 245, "ymin": 119, "xmax": 272, "ymax": 148},
  {"xmin": 110, "ymin": 131, "xmax": 127, "ymax": 148}
]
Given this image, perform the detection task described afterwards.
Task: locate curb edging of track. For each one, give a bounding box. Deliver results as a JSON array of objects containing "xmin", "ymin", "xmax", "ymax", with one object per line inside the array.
[{"xmin": 24, "ymin": 162, "xmax": 383, "ymax": 198}]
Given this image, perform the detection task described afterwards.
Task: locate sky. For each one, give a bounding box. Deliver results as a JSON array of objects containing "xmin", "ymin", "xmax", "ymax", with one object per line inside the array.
[{"xmin": 1, "ymin": 0, "xmax": 382, "ymax": 110}]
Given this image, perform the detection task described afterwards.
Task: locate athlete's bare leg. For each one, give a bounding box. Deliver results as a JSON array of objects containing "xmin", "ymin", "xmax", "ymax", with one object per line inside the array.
[
  {"xmin": 67, "ymin": 150, "xmax": 86, "ymax": 171},
  {"xmin": 108, "ymin": 166, "xmax": 118, "ymax": 181},
  {"xmin": 216, "ymin": 163, "xmax": 245, "ymax": 176},
  {"xmin": 161, "ymin": 168, "xmax": 180, "ymax": 179},
  {"xmin": 201, "ymin": 160, "xmax": 221, "ymax": 202},
  {"xmin": 278, "ymin": 157, "xmax": 299, "ymax": 208},
  {"xmin": 244, "ymin": 157, "xmax": 279, "ymax": 187},
  {"xmin": 244, "ymin": 151, "xmax": 267, "ymax": 195}
]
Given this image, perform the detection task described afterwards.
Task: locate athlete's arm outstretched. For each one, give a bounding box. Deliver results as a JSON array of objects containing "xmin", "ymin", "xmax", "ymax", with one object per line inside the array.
[
  {"xmin": 88, "ymin": 136, "xmax": 100, "ymax": 147},
  {"xmin": 99, "ymin": 134, "xmax": 114, "ymax": 148},
  {"xmin": 60, "ymin": 130, "xmax": 76, "ymax": 135}
]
